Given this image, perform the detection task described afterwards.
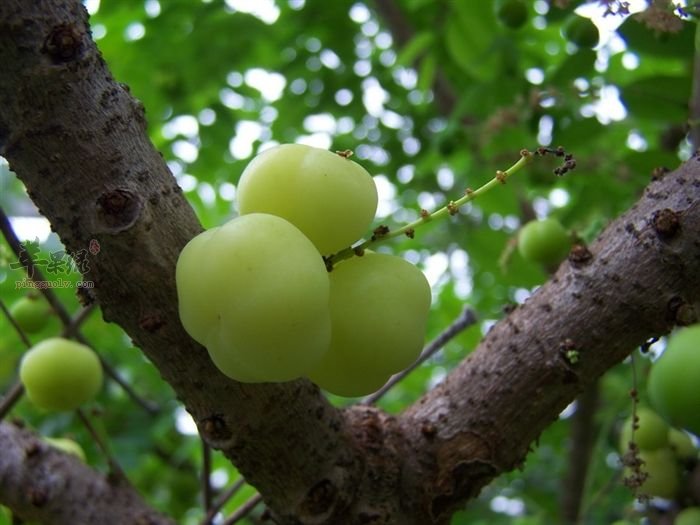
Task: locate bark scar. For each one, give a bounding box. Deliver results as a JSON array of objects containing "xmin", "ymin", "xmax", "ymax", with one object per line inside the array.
[
  {"xmin": 431, "ymin": 431, "xmax": 497, "ymax": 520},
  {"xmin": 43, "ymin": 24, "xmax": 84, "ymax": 63},
  {"xmin": 139, "ymin": 313, "xmax": 165, "ymax": 332},
  {"xmin": 652, "ymin": 208, "xmax": 680, "ymax": 239},
  {"xmin": 299, "ymin": 478, "xmax": 337, "ymax": 517},
  {"xmin": 95, "ymin": 189, "xmax": 142, "ymax": 232},
  {"xmin": 199, "ymin": 414, "xmax": 232, "ymax": 445}
]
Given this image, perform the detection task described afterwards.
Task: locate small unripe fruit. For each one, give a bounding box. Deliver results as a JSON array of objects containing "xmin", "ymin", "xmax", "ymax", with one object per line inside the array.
[
  {"xmin": 668, "ymin": 428, "xmax": 697, "ymax": 460},
  {"xmin": 563, "ymin": 15, "xmax": 600, "ymax": 49},
  {"xmin": 45, "ymin": 437, "xmax": 87, "ymax": 462},
  {"xmin": 677, "ymin": 508, "xmax": 700, "ymax": 525},
  {"xmin": 619, "ymin": 407, "xmax": 670, "ymax": 452},
  {"xmin": 495, "ymin": 0, "xmax": 528, "ymax": 30},
  {"xmin": 9, "ymin": 294, "xmax": 51, "ymax": 334},
  {"xmin": 636, "ymin": 448, "xmax": 680, "ymax": 499},
  {"xmin": 649, "ymin": 325, "xmax": 700, "ymax": 437},
  {"xmin": 518, "ymin": 218, "xmax": 571, "ymax": 267},
  {"xmin": 19, "ymin": 338, "xmax": 103, "ymax": 412}
]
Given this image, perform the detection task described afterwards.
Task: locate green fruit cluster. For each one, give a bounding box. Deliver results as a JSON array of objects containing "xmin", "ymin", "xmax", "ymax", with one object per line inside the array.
[
  {"xmin": 649, "ymin": 325, "xmax": 700, "ymax": 437},
  {"xmin": 619, "ymin": 405, "xmax": 698, "ymax": 500},
  {"xmin": 19, "ymin": 338, "xmax": 103, "ymax": 412},
  {"xmin": 517, "ymin": 218, "xmax": 571, "ymax": 268},
  {"xmin": 177, "ymin": 144, "xmax": 431, "ymax": 396}
]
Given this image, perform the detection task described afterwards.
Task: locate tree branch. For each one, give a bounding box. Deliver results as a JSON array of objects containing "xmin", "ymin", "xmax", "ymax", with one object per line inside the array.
[
  {"xmin": 0, "ymin": 206, "xmax": 160, "ymax": 415},
  {"xmin": 560, "ymin": 382, "xmax": 600, "ymax": 524},
  {"xmin": 0, "ymin": 1, "xmax": 698, "ymax": 524},
  {"xmin": 397, "ymin": 164, "xmax": 700, "ymax": 521},
  {"xmin": 0, "ymin": 421, "xmax": 174, "ymax": 524},
  {"xmin": 0, "ymin": 2, "xmax": 356, "ymax": 521},
  {"xmin": 372, "ymin": 0, "xmax": 459, "ymax": 116},
  {"xmin": 689, "ymin": 22, "xmax": 700, "ymax": 149}
]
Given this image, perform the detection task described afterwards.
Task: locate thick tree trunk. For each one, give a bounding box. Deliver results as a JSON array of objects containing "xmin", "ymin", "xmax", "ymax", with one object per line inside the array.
[{"xmin": 0, "ymin": 1, "xmax": 698, "ymax": 524}]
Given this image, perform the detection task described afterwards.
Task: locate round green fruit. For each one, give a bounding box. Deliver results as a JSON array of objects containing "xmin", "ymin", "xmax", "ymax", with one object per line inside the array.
[
  {"xmin": 45, "ymin": 437, "xmax": 86, "ymax": 462},
  {"xmin": 237, "ymin": 144, "xmax": 378, "ymax": 255},
  {"xmin": 563, "ymin": 15, "xmax": 599, "ymax": 49},
  {"xmin": 668, "ymin": 428, "xmax": 697, "ymax": 460},
  {"xmin": 677, "ymin": 508, "xmax": 700, "ymax": 525},
  {"xmin": 635, "ymin": 448, "xmax": 680, "ymax": 499},
  {"xmin": 307, "ymin": 252, "xmax": 431, "ymax": 397},
  {"xmin": 648, "ymin": 325, "xmax": 700, "ymax": 437},
  {"xmin": 9, "ymin": 294, "xmax": 51, "ymax": 334},
  {"xmin": 517, "ymin": 218, "xmax": 571, "ymax": 267},
  {"xmin": 176, "ymin": 213, "xmax": 331, "ymax": 383},
  {"xmin": 619, "ymin": 407, "xmax": 670, "ymax": 452},
  {"xmin": 495, "ymin": 0, "xmax": 528, "ymax": 29},
  {"xmin": 19, "ymin": 338, "xmax": 103, "ymax": 412}
]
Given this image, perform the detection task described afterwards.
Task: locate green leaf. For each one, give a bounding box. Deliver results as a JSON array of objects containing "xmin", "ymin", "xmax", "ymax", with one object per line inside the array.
[
  {"xmin": 617, "ymin": 17, "xmax": 695, "ymax": 58},
  {"xmin": 418, "ymin": 53, "xmax": 437, "ymax": 93},
  {"xmin": 396, "ymin": 32, "xmax": 435, "ymax": 66},
  {"xmin": 547, "ymin": 48, "xmax": 596, "ymax": 85},
  {"xmin": 619, "ymin": 75, "xmax": 692, "ymax": 121},
  {"xmin": 443, "ymin": 4, "xmax": 500, "ymax": 81}
]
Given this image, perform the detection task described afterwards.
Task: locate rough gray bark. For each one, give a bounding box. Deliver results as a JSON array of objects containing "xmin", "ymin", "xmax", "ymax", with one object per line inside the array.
[
  {"xmin": 0, "ymin": 421, "xmax": 174, "ymax": 524},
  {"xmin": 0, "ymin": 1, "xmax": 699, "ymax": 524},
  {"xmin": 397, "ymin": 162, "xmax": 700, "ymax": 521}
]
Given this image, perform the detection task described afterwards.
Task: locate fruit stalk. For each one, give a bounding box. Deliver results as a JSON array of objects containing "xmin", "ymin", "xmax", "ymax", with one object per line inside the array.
[{"xmin": 326, "ymin": 149, "xmax": 535, "ymax": 267}]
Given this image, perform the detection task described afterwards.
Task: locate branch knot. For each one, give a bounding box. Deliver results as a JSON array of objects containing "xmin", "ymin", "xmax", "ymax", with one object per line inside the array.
[{"xmin": 43, "ymin": 24, "xmax": 84, "ymax": 63}]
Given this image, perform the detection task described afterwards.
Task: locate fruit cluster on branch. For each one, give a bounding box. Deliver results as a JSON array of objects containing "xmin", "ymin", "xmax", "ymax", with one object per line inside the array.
[{"xmin": 176, "ymin": 144, "xmax": 431, "ymax": 396}]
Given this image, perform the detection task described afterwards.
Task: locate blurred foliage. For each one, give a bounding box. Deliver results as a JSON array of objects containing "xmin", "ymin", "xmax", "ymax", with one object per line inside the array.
[{"xmin": 0, "ymin": 0, "xmax": 696, "ymax": 523}]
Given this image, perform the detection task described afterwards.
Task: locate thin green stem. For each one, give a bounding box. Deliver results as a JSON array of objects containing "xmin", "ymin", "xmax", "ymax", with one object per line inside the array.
[
  {"xmin": 0, "ymin": 297, "xmax": 32, "ymax": 349},
  {"xmin": 0, "ymin": 381, "xmax": 24, "ymax": 422},
  {"xmin": 221, "ymin": 493, "xmax": 263, "ymax": 525},
  {"xmin": 689, "ymin": 19, "xmax": 700, "ymax": 148},
  {"xmin": 76, "ymin": 408, "xmax": 127, "ymax": 481},
  {"xmin": 362, "ymin": 305, "xmax": 477, "ymax": 405},
  {"xmin": 326, "ymin": 149, "xmax": 535, "ymax": 267},
  {"xmin": 202, "ymin": 439, "xmax": 213, "ymax": 515},
  {"xmin": 200, "ymin": 477, "xmax": 247, "ymax": 525}
]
